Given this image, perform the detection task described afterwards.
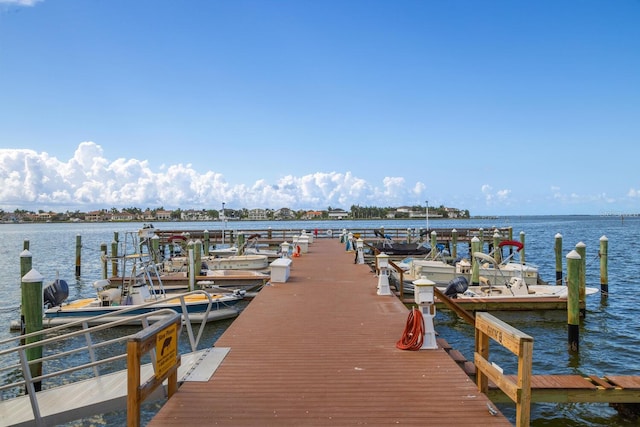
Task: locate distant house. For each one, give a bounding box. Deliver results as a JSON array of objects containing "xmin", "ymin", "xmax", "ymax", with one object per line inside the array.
[
  {"xmin": 274, "ymin": 208, "xmax": 295, "ymax": 220},
  {"xmin": 305, "ymin": 210, "xmax": 323, "ymax": 220},
  {"xmin": 180, "ymin": 209, "xmax": 211, "ymax": 221},
  {"xmin": 155, "ymin": 210, "xmax": 173, "ymax": 221},
  {"xmin": 111, "ymin": 212, "xmax": 135, "ymax": 221},
  {"xmin": 85, "ymin": 210, "xmax": 105, "ymax": 222},
  {"xmin": 248, "ymin": 208, "xmax": 268, "ymax": 221},
  {"xmin": 328, "ymin": 209, "xmax": 349, "ymax": 220}
]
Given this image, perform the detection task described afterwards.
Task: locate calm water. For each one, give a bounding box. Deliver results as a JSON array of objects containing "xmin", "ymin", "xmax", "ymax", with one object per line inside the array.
[{"xmin": 1, "ymin": 216, "xmax": 639, "ymax": 426}]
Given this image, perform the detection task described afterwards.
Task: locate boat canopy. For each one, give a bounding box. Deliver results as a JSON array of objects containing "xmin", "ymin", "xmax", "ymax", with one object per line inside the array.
[
  {"xmin": 473, "ymin": 252, "xmax": 498, "ymax": 265},
  {"xmin": 498, "ymin": 240, "xmax": 524, "ymax": 251}
]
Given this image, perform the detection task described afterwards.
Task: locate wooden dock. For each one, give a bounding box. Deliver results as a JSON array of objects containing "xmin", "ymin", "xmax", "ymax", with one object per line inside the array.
[{"xmin": 148, "ymin": 238, "xmax": 511, "ymax": 426}]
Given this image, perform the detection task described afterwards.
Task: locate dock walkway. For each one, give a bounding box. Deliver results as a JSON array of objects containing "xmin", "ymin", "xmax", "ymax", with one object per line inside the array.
[{"xmin": 149, "ymin": 238, "xmax": 510, "ymax": 426}]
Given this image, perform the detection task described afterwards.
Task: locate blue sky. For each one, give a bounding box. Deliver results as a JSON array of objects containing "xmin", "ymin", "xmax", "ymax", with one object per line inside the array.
[{"xmin": 1, "ymin": 0, "xmax": 639, "ymax": 216}]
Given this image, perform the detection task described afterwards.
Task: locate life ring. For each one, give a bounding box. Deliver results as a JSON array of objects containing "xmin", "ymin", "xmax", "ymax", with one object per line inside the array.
[{"xmin": 326, "ymin": 229, "xmax": 333, "ymax": 237}]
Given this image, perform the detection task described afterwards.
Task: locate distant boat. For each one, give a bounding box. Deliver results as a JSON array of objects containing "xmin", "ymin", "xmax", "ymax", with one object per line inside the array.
[
  {"xmin": 164, "ymin": 254, "xmax": 269, "ymax": 271},
  {"xmin": 367, "ymin": 229, "xmax": 431, "ymax": 256}
]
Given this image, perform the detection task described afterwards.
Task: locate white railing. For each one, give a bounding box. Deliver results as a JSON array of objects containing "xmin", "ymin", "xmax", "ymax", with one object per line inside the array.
[{"xmin": 0, "ymin": 290, "xmax": 219, "ymax": 425}]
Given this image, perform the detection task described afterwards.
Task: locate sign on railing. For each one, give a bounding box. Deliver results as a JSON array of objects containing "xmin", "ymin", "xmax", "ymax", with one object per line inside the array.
[{"xmin": 127, "ymin": 312, "xmax": 182, "ymax": 427}]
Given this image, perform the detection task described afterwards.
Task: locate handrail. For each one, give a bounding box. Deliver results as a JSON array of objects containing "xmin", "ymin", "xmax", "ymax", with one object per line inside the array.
[
  {"xmin": 0, "ymin": 309, "xmax": 179, "ymax": 426},
  {"xmin": 2, "ymin": 289, "xmax": 219, "ymax": 353},
  {"xmin": 474, "ymin": 312, "xmax": 533, "ymax": 427},
  {"xmin": 127, "ymin": 311, "xmax": 182, "ymax": 427}
]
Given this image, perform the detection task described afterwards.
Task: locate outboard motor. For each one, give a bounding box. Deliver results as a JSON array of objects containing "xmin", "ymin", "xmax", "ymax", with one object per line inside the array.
[
  {"xmin": 43, "ymin": 279, "xmax": 69, "ymax": 308},
  {"xmin": 201, "ymin": 261, "xmax": 209, "ymax": 275},
  {"xmin": 444, "ymin": 276, "xmax": 469, "ymax": 298}
]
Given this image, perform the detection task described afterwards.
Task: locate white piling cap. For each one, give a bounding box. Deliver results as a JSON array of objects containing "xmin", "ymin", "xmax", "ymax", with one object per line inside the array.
[
  {"xmin": 600, "ymin": 235, "xmax": 608, "ymax": 241},
  {"xmin": 22, "ymin": 269, "xmax": 44, "ymax": 283},
  {"xmin": 20, "ymin": 249, "xmax": 32, "ymax": 257},
  {"xmin": 566, "ymin": 249, "xmax": 581, "ymax": 260}
]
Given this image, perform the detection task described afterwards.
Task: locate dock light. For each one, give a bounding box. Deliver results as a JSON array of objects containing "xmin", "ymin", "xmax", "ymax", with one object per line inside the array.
[
  {"xmin": 376, "ymin": 252, "xmax": 392, "ymax": 295},
  {"xmin": 413, "ymin": 277, "xmax": 438, "ymax": 349},
  {"xmin": 413, "ymin": 277, "xmax": 434, "ymax": 305},
  {"xmin": 356, "ymin": 238, "xmax": 364, "ymax": 264},
  {"xmin": 280, "ymin": 241, "xmax": 290, "ymax": 258}
]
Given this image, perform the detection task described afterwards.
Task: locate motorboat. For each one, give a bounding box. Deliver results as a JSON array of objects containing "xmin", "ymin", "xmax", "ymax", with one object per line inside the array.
[
  {"xmin": 393, "ymin": 240, "xmax": 541, "ymax": 288},
  {"xmin": 42, "ymin": 278, "xmax": 243, "ymax": 326},
  {"xmin": 368, "ymin": 229, "xmax": 431, "ymax": 256},
  {"xmin": 164, "ymin": 254, "xmax": 269, "ymax": 272},
  {"xmin": 436, "ymin": 275, "xmax": 599, "ymax": 299}
]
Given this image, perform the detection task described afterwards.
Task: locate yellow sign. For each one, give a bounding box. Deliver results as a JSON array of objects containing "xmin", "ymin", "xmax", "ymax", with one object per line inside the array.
[{"xmin": 155, "ymin": 322, "xmax": 178, "ymax": 379}]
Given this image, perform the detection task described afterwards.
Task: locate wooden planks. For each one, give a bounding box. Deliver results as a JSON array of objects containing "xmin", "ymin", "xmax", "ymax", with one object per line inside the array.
[{"xmin": 148, "ymin": 239, "xmax": 511, "ymax": 426}]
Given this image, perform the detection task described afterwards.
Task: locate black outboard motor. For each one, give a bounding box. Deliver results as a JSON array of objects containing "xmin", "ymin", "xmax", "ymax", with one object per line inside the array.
[
  {"xmin": 200, "ymin": 261, "xmax": 209, "ymax": 275},
  {"xmin": 444, "ymin": 276, "xmax": 468, "ymax": 298},
  {"xmin": 43, "ymin": 279, "xmax": 69, "ymax": 308}
]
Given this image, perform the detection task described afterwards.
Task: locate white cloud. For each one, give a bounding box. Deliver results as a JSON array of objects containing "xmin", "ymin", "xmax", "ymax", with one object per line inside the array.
[
  {"xmin": 0, "ymin": 0, "xmax": 43, "ymax": 5},
  {"xmin": 0, "ymin": 143, "xmax": 431, "ymax": 212}
]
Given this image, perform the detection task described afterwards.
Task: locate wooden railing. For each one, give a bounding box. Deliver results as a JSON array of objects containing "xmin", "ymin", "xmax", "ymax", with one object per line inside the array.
[
  {"xmin": 474, "ymin": 312, "xmax": 533, "ymax": 427},
  {"xmin": 127, "ymin": 312, "xmax": 182, "ymax": 427}
]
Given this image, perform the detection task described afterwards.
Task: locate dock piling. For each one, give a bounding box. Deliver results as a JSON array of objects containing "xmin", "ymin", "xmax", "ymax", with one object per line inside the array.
[
  {"xmin": 599, "ymin": 235, "xmax": 608, "ymax": 296},
  {"xmin": 555, "ymin": 233, "xmax": 563, "ymax": 285},
  {"xmin": 575, "ymin": 242, "xmax": 587, "ymax": 318},
  {"xmin": 21, "ymin": 268, "xmax": 44, "ymax": 392},
  {"xmin": 566, "ymin": 250, "xmax": 581, "ymax": 352},
  {"xmin": 75, "ymin": 234, "xmax": 82, "ymax": 277}
]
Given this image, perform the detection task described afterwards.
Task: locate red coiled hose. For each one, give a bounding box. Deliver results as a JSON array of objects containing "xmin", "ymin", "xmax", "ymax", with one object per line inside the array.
[{"xmin": 396, "ymin": 308, "xmax": 425, "ymax": 351}]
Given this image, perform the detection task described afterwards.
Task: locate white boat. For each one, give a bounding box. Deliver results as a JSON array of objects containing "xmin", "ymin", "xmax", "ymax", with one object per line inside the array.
[
  {"xmin": 42, "ymin": 278, "xmax": 244, "ymax": 326},
  {"xmin": 393, "ymin": 246, "xmax": 599, "ymax": 300},
  {"xmin": 435, "ymin": 275, "xmax": 599, "ymax": 300},
  {"xmin": 165, "ymin": 254, "xmax": 269, "ymax": 272},
  {"xmin": 394, "ymin": 241, "xmax": 541, "ymax": 288}
]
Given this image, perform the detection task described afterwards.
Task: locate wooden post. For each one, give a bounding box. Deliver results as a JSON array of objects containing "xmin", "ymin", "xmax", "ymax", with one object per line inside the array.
[
  {"xmin": 471, "ymin": 237, "xmax": 480, "ymax": 286},
  {"xmin": 101, "ymin": 242, "xmax": 108, "ymax": 279},
  {"xmin": 22, "ymin": 268, "xmax": 44, "ymax": 392},
  {"xmin": 554, "ymin": 233, "xmax": 563, "ymax": 285},
  {"xmin": 599, "ymin": 235, "xmax": 608, "ymax": 296},
  {"xmin": 194, "ymin": 240, "xmax": 202, "ymax": 277},
  {"xmin": 152, "ymin": 235, "xmax": 160, "ymax": 264},
  {"xmin": 75, "ymin": 234, "xmax": 82, "ymax": 277},
  {"xmin": 430, "ymin": 230, "xmax": 437, "ymax": 258},
  {"xmin": 493, "ymin": 231, "xmax": 501, "ymax": 263},
  {"xmin": 127, "ymin": 313, "xmax": 181, "ymax": 427},
  {"xmin": 566, "ymin": 250, "xmax": 581, "ymax": 352},
  {"xmin": 23, "ymin": 239, "xmax": 30, "ymax": 250},
  {"xmin": 575, "ymin": 242, "xmax": 587, "ymax": 318},
  {"xmin": 268, "ymin": 227, "xmax": 272, "ymax": 239},
  {"xmin": 188, "ymin": 246, "xmax": 195, "ymax": 292},
  {"xmin": 478, "ymin": 228, "xmax": 484, "ymax": 253},
  {"xmin": 19, "ymin": 249, "xmax": 32, "ymax": 344},
  {"xmin": 451, "ymin": 228, "xmax": 458, "ymax": 259},
  {"xmin": 519, "ymin": 231, "xmax": 526, "ymax": 264},
  {"xmin": 111, "ymin": 237, "xmax": 119, "ymax": 278},
  {"xmin": 474, "ymin": 312, "xmax": 532, "ymax": 427},
  {"xmin": 203, "ymin": 230, "xmax": 210, "ymax": 256}
]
